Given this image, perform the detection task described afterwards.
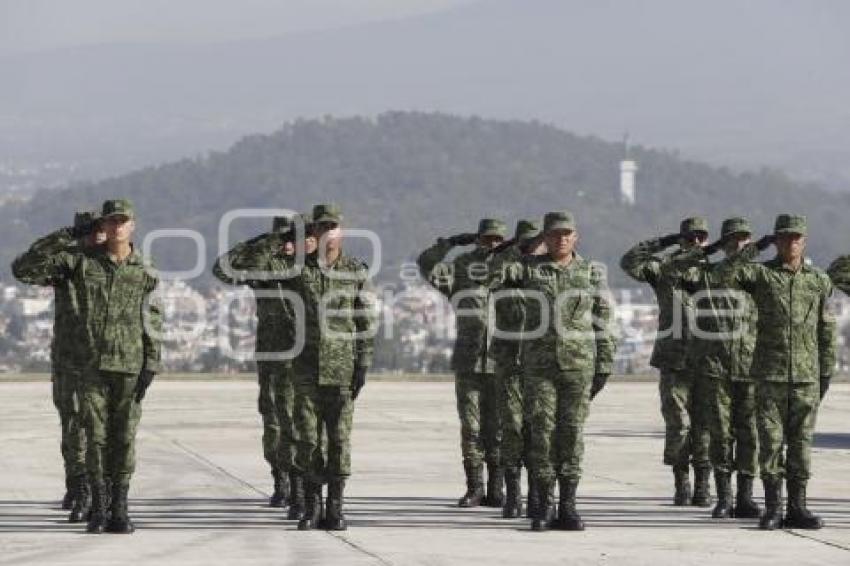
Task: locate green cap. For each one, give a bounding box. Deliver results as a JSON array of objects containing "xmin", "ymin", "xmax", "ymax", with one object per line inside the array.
[
  {"xmin": 774, "ymin": 214, "xmax": 807, "ymax": 236},
  {"xmin": 272, "ymin": 215, "xmax": 293, "ymax": 234},
  {"xmin": 74, "ymin": 209, "xmax": 100, "ymax": 228},
  {"xmin": 679, "ymin": 216, "xmax": 709, "ymax": 235},
  {"xmin": 477, "ymin": 218, "xmax": 507, "ymax": 238},
  {"xmin": 514, "ymin": 219, "xmax": 541, "ymax": 241},
  {"xmin": 312, "ymin": 203, "xmax": 343, "ymax": 224},
  {"xmin": 721, "ymin": 217, "xmax": 752, "ymax": 238},
  {"xmin": 543, "ymin": 210, "xmax": 577, "ymax": 232},
  {"xmin": 101, "ymin": 198, "xmax": 135, "ymax": 220}
]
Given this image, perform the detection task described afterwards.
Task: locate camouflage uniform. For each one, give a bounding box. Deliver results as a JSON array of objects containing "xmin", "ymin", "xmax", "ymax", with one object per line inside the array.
[
  {"xmin": 673, "ymin": 217, "xmax": 761, "ymax": 518},
  {"xmin": 496, "ymin": 211, "xmax": 616, "ymax": 531},
  {"xmin": 827, "ymin": 256, "xmax": 850, "ymax": 295},
  {"xmin": 13, "ymin": 212, "xmax": 96, "ymax": 517},
  {"xmin": 212, "ymin": 220, "xmax": 299, "ymax": 506},
  {"xmin": 722, "ymin": 215, "xmax": 836, "ymax": 529},
  {"xmin": 284, "ymin": 203, "xmax": 375, "ymax": 530},
  {"xmin": 620, "ymin": 218, "xmax": 712, "ymax": 505},
  {"xmin": 490, "ymin": 220, "xmax": 541, "ymax": 518},
  {"xmin": 11, "ymin": 199, "xmax": 162, "ymax": 534},
  {"xmin": 418, "ymin": 219, "xmax": 506, "ymax": 507}
]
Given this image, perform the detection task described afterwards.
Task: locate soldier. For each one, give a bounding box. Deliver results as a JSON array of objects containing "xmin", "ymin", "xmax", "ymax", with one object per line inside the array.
[
  {"xmin": 213, "ymin": 215, "xmax": 299, "ymax": 509},
  {"xmin": 674, "ymin": 218, "xmax": 762, "ymax": 519},
  {"xmin": 719, "ymin": 214, "xmax": 835, "ymax": 530},
  {"xmin": 827, "ymin": 255, "xmax": 850, "ymax": 297},
  {"xmin": 13, "ymin": 210, "xmax": 105, "ymax": 522},
  {"xmin": 490, "ymin": 219, "xmax": 545, "ymax": 519},
  {"xmin": 417, "ymin": 219, "xmax": 507, "ymax": 508},
  {"xmin": 286, "ymin": 203, "xmax": 375, "ymax": 531},
  {"xmin": 494, "ymin": 211, "xmax": 616, "ymax": 531},
  {"xmin": 620, "ymin": 218, "xmax": 713, "ymax": 506},
  {"xmin": 12, "ymin": 199, "xmax": 162, "ymax": 534}
]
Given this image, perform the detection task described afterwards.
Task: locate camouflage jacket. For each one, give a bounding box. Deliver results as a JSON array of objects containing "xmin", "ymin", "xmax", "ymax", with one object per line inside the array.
[
  {"xmin": 620, "ymin": 238, "xmax": 696, "ymax": 371},
  {"xmin": 212, "ymin": 234, "xmax": 297, "ymax": 362},
  {"xmin": 285, "ymin": 251, "xmax": 376, "ymax": 387},
  {"xmin": 721, "ymin": 244, "xmax": 836, "ymax": 383},
  {"xmin": 673, "ymin": 249, "xmax": 757, "ymax": 381},
  {"xmin": 12, "ymin": 228, "xmax": 162, "ymax": 375},
  {"xmin": 494, "ymin": 252, "xmax": 616, "ymax": 377},
  {"xmin": 417, "ymin": 240, "xmax": 497, "ymax": 374},
  {"xmin": 489, "ymin": 246, "xmax": 528, "ymax": 370},
  {"xmin": 827, "ymin": 256, "xmax": 850, "ymax": 295}
]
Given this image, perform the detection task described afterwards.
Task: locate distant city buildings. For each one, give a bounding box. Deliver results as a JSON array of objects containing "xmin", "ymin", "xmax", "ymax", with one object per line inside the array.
[{"xmin": 2, "ymin": 279, "xmax": 849, "ymax": 375}]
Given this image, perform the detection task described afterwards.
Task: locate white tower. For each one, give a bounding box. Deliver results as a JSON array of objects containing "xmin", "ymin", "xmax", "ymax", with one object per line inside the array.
[{"xmin": 619, "ymin": 133, "xmax": 637, "ymax": 205}]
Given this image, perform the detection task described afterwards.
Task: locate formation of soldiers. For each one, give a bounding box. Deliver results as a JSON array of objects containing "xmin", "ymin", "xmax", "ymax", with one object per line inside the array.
[
  {"xmin": 12, "ymin": 199, "xmax": 845, "ymax": 534},
  {"xmin": 421, "ymin": 211, "xmax": 840, "ymax": 532}
]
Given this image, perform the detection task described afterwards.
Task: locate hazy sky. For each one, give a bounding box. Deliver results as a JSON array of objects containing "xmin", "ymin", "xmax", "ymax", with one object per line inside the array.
[{"xmin": 0, "ymin": 0, "xmax": 478, "ymax": 54}]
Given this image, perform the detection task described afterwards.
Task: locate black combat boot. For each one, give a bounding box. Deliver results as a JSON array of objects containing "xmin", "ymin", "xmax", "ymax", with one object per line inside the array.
[
  {"xmin": 103, "ymin": 478, "xmax": 113, "ymax": 522},
  {"xmin": 105, "ymin": 484, "xmax": 135, "ymax": 534},
  {"xmin": 286, "ymin": 473, "xmax": 305, "ymax": 520},
  {"xmin": 62, "ymin": 475, "xmax": 74, "ymax": 510},
  {"xmin": 526, "ymin": 474, "xmax": 538, "ymax": 519},
  {"xmin": 68, "ymin": 475, "xmax": 90, "ymax": 523},
  {"xmin": 297, "ymin": 482, "xmax": 323, "ymax": 530},
  {"xmin": 530, "ymin": 479, "xmax": 555, "ymax": 532},
  {"xmin": 86, "ymin": 481, "xmax": 107, "ymax": 534},
  {"xmin": 691, "ymin": 467, "xmax": 712, "ymax": 507},
  {"xmin": 711, "ymin": 471, "xmax": 733, "ymax": 518},
  {"xmin": 458, "ymin": 461, "xmax": 485, "ymax": 508},
  {"xmin": 673, "ymin": 466, "xmax": 692, "ymax": 506},
  {"xmin": 554, "ymin": 477, "xmax": 585, "ymax": 531},
  {"xmin": 784, "ymin": 479, "xmax": 824, "ymax": 530},
  {"xmin": 325, "ymin": 479, "xmax": 348, "ymax": 531},
  {"xmin": 733, "ymin": 474, "xmax": 762, "ymax": 519},
  {"xmin": 759, "ymin": 477, "xmax": 783, "ymax": 530},
  {"xmin": 269, "ymin": 468, "xmax": 288, "ymax": 508},
  {"xmin": 502, "ymin": 467, "xmax": 523, "ymax": 519},
  {"xmin": 484, "ymin": 463, "xmax": 505, "ymax": 508}
]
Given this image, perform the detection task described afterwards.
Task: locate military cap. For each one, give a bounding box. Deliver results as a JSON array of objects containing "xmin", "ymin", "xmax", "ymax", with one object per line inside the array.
[
  {"xmin": 543, "ymin": 210, "xmax": 577, "ymax": 233},
  {"xmin": 74, "ymin": 209, "xmax": 100, "ymax": 228},
  {"xmin": 272, "ymin": 215, "xmax": 294, "ymax": 234},
  {"xmin": 774, "ymin": 214, "xmax": 807, "ymax": 236},
  {"xmin": 477, "ymin": 218, "xmax": 507, "ymax": 238},
  {"xmin": 679, "ymin": 216, "xmax": 709, "ymax": 235},
  {"xmin": 514, "ymin": 219, "xmax": 541, "ymax": 241},
  {"xmin": 101, "ymin": 198, "xmax": 135, "ymax": 220},
  {"xmin": 313, "ymin": 203, "xmax": 343, "ymax": 224},
  {"xmin": 721, "ymin": 217, "xmax": 752, "ymax": 239}
]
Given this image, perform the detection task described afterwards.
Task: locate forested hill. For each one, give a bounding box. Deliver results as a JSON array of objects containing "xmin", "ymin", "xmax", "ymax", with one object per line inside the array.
[{"xmin": 2, "ymin": 112, "xmax": 847, "ymax": 287}]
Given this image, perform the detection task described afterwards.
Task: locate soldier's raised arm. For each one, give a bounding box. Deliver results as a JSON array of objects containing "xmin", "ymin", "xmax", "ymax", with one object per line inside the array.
[
  {"xmin": 619, "ymin": 233, "xmax": 680, "ymax": 286},
  {"xmin": 417, "ymin": 236, "xmax": 462, "ymax": 296},
  {"xmin": 715, "ymin": 238, "xmax": 773, "ymax": 293},
  {"xmin": 11, "ymin": 227, "xmax": 80, "ymax": 286},
  {"xmin": 212, "ymin": 232, "xmax": 279, "ymax": 285}
]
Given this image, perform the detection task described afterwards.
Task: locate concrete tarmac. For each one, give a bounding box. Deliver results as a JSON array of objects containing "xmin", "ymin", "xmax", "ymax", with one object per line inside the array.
[{"xmin": 0, "ymin": 380, "xmax": 848, "ymax": 565}]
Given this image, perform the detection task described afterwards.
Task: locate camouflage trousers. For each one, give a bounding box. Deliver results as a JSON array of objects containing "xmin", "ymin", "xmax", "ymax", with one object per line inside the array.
[
  {"xmin": 757, "ymin": 381, "xmax": 819, "ymax": 482},
  {"xmin": 526, "ymin": 371, "xmax": 591, "ymax": 483},
  {"xmin": 52, "ymin": 368, "xmax": 87, "ymax": 480},
  {"xmin": 658, "ymin": 370, "xmax": 711, "ymax": 469},
  {"xmin": 497, "ymin": 363, "xmax": 528, "ymax": 469},
  {"xmin": 81, "ymin": 371, "xmax": 142, "ymax": 487},
  {"xmin": 455, "ymin": 372, "xmax": 502, "ymax": 468},
  {"xmin": 707, "ymin": 377, "xmax": 758, "ymax": 477},
  {"xmin": 257, "ymin": 362, "xmax": 295, "ymax": 473},
  {"xmin": 293, "ymin": 382, "xmax": 351, "ymax": 484}
]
